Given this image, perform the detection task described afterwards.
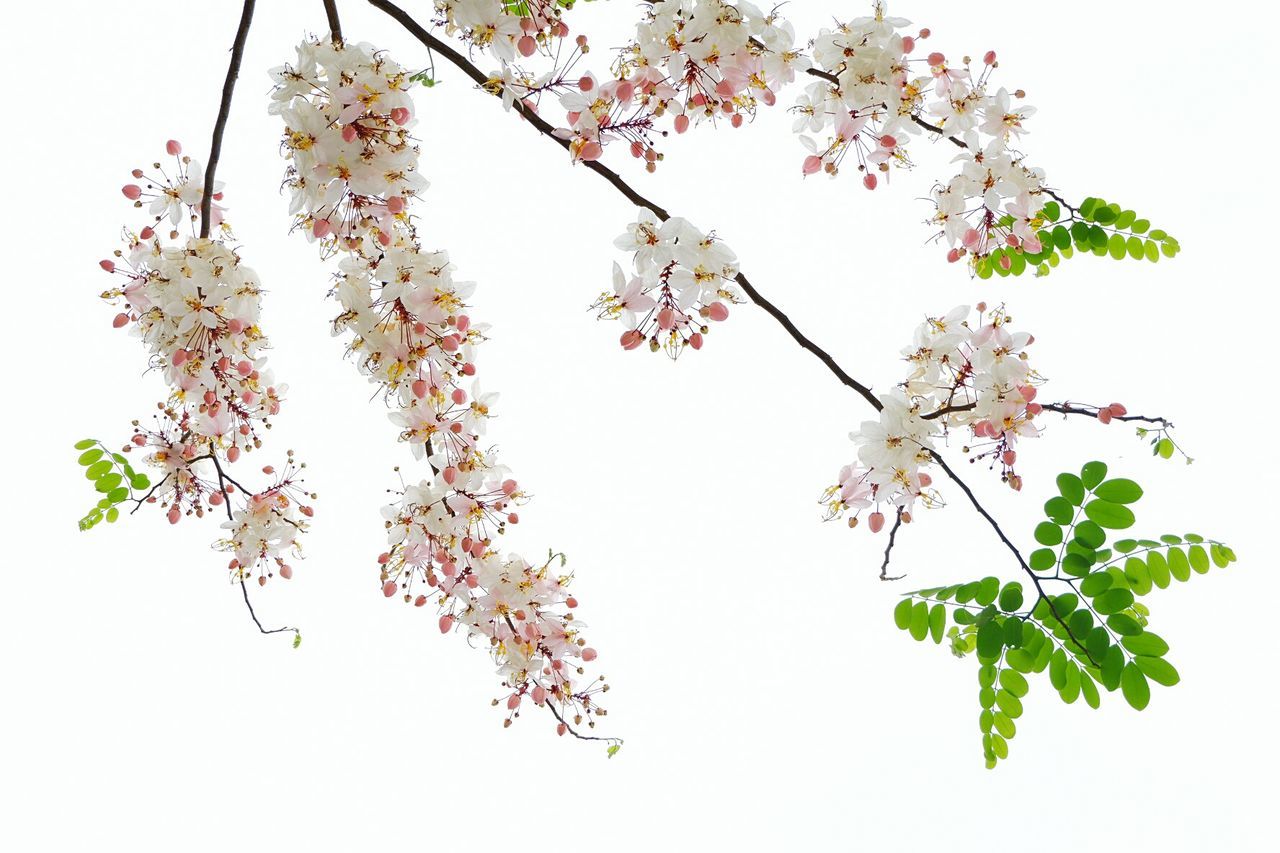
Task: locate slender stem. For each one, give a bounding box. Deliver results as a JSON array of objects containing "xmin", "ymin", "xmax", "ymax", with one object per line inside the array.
[
  {"xmin": 545, "ymin": 701, "xmax": 621, "ymax": 745},
  {"xmin": 929, "ymin": 451, "xmax": 1095, "ymax": 664},
  {"xmin": 880, "ymin": 509, "xmax": 906, "ymax": 581},
  {"xmin": 200, "ymin": 0, "xmax": 257, "ymax": 239},
  {"xmin": 323, "ymin": 0, "xmax": 344, "ymax": 43},
  {"xmin": 208, "ymin": 452, "xmax": 299, "ymax": 639}
]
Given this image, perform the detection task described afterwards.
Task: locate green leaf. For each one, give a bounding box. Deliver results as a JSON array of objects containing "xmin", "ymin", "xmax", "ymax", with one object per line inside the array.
[
  {"xmin": 607, "ymin": 743, "xmax": 622, "ymax": 759},
  {"xmin": 1168, "ymin": 547, "xmax": 1191, "ymax": 582},
  {"xmin": 1080, "ymin": 461, "xmax": 1108, "ymax": 490},
  {"xmin": 1093, "ymin": 478, "xmax": 1143, "ymax": 504},
  {"xmin": 1073, "ymin": 521, "xmax": 1107, "ymax": 549},
  {"xmin": 1080, "ymin": 572, "xmax": 1113, "ymax": 597},
  {"xmin": 909, "ymin": 601, "xmax": 930, "ymax": 641},
  {"xmin": 95, "ymin": 473, "xmax": 124, "ymax": 493},
  {"xmin": 1084, "ymin": 500, "xmax": 1136, "ymax": 529},
  {"xmin": 976, "ymin": 620, "xmax": 1003, "ymax": 659},
  {"xmin": 1029, "ymin": 548, "xmax": 1057, "ymax": 571},
  {"xmin": 1034, "ymin": 521, "xmax": 1064, "ymax": 546},
  {"xmin": 1108, "ymin": 233, "xmax": 1127, "ymax": 260},
  {"xmin": 78, "ymin": 448, "xmax": 105, "ymax": 466},
  {"xmin": 975, "ymin": 577, "xmax": 1000, "ymax": 607},
  {"xmin": 1134, "ymin": 656, "xmax": 1180, "ymax": 687},
  {"xmin": 998, "ymin": 583, "xmax": 1024, "ymax": 613},
  {"xmin": 893, "ymin": 598, "xmax": 913, "ymax": 630},
  {"xmin": 999, "ymin": 669, "xmax": 1029, "ymax": 698},
  {"xmin": 1095, "ymin": 584, "xmax": 1136, "ymax": 612},
  {"xmin": 1057, "ymin": 473, "xmax": 1086, "ymax": 506},
  {"xmin": 1043, "ymin": 496, "xmax": 1075, "ymax": 524},
  {"xmin": 928, "ymin": 603, "xmax": 946, "ymax": 644},
  {"xmin": 1121, "ymin": 632, "xmax": 1169, "ymax": 657},
  {"xmin": 1121, "ymin": 662, "xmax": 1151, "ymax": 710},
  {"xmin": 74, "ymin": 439, "xmax": 98, "ymax": 450},
  {"xmin": 1156, "ymin": 438, "xmax": 1175, "ymax": 459}
]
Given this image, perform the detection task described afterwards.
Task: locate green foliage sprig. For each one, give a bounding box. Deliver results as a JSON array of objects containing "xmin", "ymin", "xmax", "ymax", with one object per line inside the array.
[
  {"xmin": 978, "ymin": 197, "xmax": 1181, "ymax": 280},
  {"xmin": 893, "ymin": 461, "xmax": 1236, "ymax": 767},
  {"xmin": 74, "ymin": 439, "xmax": 153, "ymax": 530}
]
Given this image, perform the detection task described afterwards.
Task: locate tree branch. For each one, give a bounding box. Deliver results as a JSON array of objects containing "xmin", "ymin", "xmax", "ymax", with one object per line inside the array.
[
  {"xmin": 200, "ymin": 0, "xmax": 256, "ymax": 239},
  {"xmin": 365, "ymin": 0, "xmax": 882, "ymax": 410}
]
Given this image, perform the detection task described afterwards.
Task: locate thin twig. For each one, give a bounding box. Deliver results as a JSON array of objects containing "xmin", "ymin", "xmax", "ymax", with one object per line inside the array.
[
  {"xmin": 879, "ymin": 509, "xmax": 906, "ymax": 581},
  {"xmin": 545, "ymin": 701, "xmax": 622, "ymax": 745},
  {"xmin": 200, "ymin": 0, "xmax": 256, "ymax": 238}
]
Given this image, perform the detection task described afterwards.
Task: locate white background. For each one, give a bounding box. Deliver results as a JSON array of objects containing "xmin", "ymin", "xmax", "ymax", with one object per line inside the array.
[{"xmin": 3, "ymin": 1, "xmax": 1276, "ymax": 850}]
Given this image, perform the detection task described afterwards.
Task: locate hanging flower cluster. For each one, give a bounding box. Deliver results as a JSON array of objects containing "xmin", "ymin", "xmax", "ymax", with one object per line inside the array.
[
  {"xmin": 795, "ymin": 2, "xmax": 1049, "ymax": 269},
  {"xmin": 824, "ymin": 304, "xmax": 1062, "ymax": 532},
  {"xmin": 594, "ymin": 209, "xmax": 742, "ymax": 356},
  {"xmin": 99, "ymin": 143, "xmax": 310, "ymax": 585},
  {"xmin": 272, "ymin": 36, "xmax": 611, "ymax": 737}
]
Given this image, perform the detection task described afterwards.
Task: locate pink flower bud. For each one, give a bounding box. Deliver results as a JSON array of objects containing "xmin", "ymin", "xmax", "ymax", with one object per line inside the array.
[
  {"xmin": 1002, "ymin": 450, "xmax": 1017, "ymax": 465},
  {"xmin": 412, "ymin": 379, "xmax": 428, "ymax": 399},
  {"xmin": 616, "ymin": 81, "xmax": 634, "ymax": 101},
  {"xmin": 507, "ymin": 693, "xmax": 522, "ymax": 710},
  {"xmin": 927, "ymin": 51, "xmax": 945, "ymax": 66},
  {"xmin": 167, "ymin": 507, "xmax": 181, "ymax": 525},
  {"xmin": 122, "ymin": 185, "xmax": 142, "ymax": 200},
  {"xmin": 1098, "ymin": 408, "xmax": 1113, "ymax": 424},
  {"xmin": 140, "ymin": 226, "xmax": 154, "ymax": 239},
  {"xmin": 581, "ymin": 648, "xmax": 598, "ymax": 662},
  {"xmin": 579, "ymin": 75, "xmax": 595, "ymax": 92},
  {"xmin": 414, "ymin": 595, "xmax": 427, "ymax": 607},
  {"xmin": 657, "ymin": 307, "xmax": 676, "ymax": 330},
  {"xmin": 439, "ymin": 615, "xmax": 454, "ymax": 633},
  {"xmin": 451, "ymin": 388, "xmax": 466, "ymax": 405},
  {"xmin": 100, "ymin": 259, "xmax": 116, "ymax": 273},
  {"xmin": 502, "ymin": 479, "xmax": 518, "ymax": 495},
  {"xmin": 387, "ymin": 196, "xmax": 405, "ymax": 214},
  {"xmin": 532, "ymin": 685, "xmax": 547, "ymax": 705},
  {"xmin": 280, "ymin": 565, "xmax": 293, "ymax": 580},
  {"xmin": 557, "ymin": 723, "xmax": 568, "ymax": 736},
  {"xmin": 1109, "ymin": 402, "xmax": 1128, "ymax": 416},
  {"xmin": 621, "ymin": 330, "xmax": 644, "ymax": 350},
  {"xmin": 518, "ymin": 35, "xmax": 537, "ymax": 57},
  {"xmin": 674, "ymin": 114, "xmax": 691, "ymax": 134},
  {"xmin": 868, "ymin": 511, "xmax": 885, "ymax": 533},
  {"xmin": 236, "ymin": 360, "xmax": 253, "ymax": 377},
  {"xmin": 390, "ymin": 107, "xmax": 411, "ymax": 125},
  {"xmin": 112, "ymin": 313, "xmax": 130, "ymax": 328},
  {"xmin": 312, "ymin": 219, "xmax": 332, "ymax": 238},
  {"xmin": 902, "ymin": 36, "xmax": 916, "ymax": 53},
  {"xmin": 507, "ymin": 513, "xmax": 519, "ymax": 524},
  {"xmin": 689, "ymin": 332, "xmax": 704, "ymax": 350},
  {"xmin": 442, "ymin": 466, "xmax": 458, "ymax": 485},
  {"xmin": 880, "ymin": 134, "xmax": 897, "ymax": 149},
  {"xmin": 707, "ymin": 302, "xmax": 730, "ymax": 322},
  {"xmin": 166, "ymin": 140, "xmax": 182, "ymax": 155},
  {"xmin": 946, "ymin": 248, "xmax": 963, "ymax": 263},
  {"xmin": 566, "ymin": 596, "xmax": 579, "ymax": 609},
  {"xmin": 227, "ymin": 446, "xmax": 241, "ymax": 463},
  {"xmin": 456, "ymin": 315, "xmax": 471, "ymax": 332},
  {"xmin": 341, "ymin": 124, "xmax": 358, "ymax": 143},
  {"xmin": 579, "ymin": 141, "xmax": 603, "ymax": 161},
  {"xmin": 382, "ymin": 581, "xmax": 398, "ymax": 597},
  {"xmin": 863, "ymin": 173, "xmax": 878, "ymax": 190},
  {"xmin": 440, "ymin": 335, "xmax": 460, "ymax": 352},
  {"xmin": 984, "ymin": 50, "xmax": 997, "ymax": 65}
]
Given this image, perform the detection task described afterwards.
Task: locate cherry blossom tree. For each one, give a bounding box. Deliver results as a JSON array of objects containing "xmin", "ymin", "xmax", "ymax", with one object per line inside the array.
[{"xmin": 79, "ymin": 0, "xmax": 1235, "ymax": 766}]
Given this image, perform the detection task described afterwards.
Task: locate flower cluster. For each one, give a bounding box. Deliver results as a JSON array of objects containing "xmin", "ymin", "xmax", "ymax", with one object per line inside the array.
[
  {"xmin": 99, "ymin": 144, "xmax": 310, "ymax": 585},
  {"xmin": 433, "ymin": 0, "xmax": 570, "ymax": 61},
  {"xmin": 824, "ymin": 304, "xmax": 1051, "ymax": 531},
  {"xmin": 467, "ymin": 2, "xmax": 804, "ymax": 168},
  {"xmin": 272, "ymin": 37, "xmax": 611, "ymax": 737},
  {"xmin": 594, "ymin": 209, "xmax": 742, "ymax": 356},
  {"xmin": 270, "ymin": 38, "xmax": 427, "ymax": 252},
  {"xmin": 795, "ymin": 2, "xmax": 1050, "ymax": 269}
]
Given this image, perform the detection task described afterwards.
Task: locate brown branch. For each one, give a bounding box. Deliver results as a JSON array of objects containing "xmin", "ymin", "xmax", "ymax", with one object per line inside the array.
[
  {"xmin": 200, "ymin": 0, "xmax": 256, "ymax": 238},
  {"xmin": 879, "ymin": 509, "xmax": 906, "ymax": 581},
  {"xmin": 1041, "ymin": 402, "xmax": 1172, "ymax": 428}
]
